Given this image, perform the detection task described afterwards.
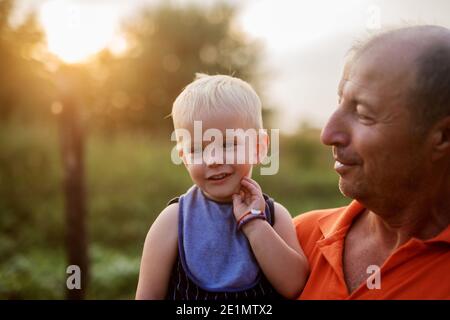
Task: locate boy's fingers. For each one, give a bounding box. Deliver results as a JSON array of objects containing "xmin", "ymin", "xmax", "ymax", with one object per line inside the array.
[
  {"xmin": 241, "ymin": 179, "xmax": 261, "ymax": 196},
  {"xmin": 233, "ymin": 193, "xmax": 246, "ymax": 206},
  {"xmin": 242, "ymin": 177, "xmax": 263, "ymax": 193},
  {"xmin": 239, "ymin": 181, "xmax": 251, "ymax": 195},
  {"xmin": 240, "ymin": 184, "xmax": 253, "ymax": 201},
  {"xmin": 238, "ymin": 186, "xmax": 253, "ymax": 205}
]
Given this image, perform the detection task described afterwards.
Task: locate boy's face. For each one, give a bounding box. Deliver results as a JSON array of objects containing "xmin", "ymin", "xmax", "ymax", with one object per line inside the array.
[{"xmin": 178, "ymin": 113, "xmax": 267, "ymax": 203}]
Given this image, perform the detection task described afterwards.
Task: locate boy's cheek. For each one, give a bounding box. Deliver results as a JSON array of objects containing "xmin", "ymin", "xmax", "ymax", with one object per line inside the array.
[
  {"xmin": 230, "ymin": 167, "xmax": 251, "ymax": 193},
  {"xmin": 233, "ymin": 164, "xmax": 252, "ymax": 179},
  {"xmin": 244, "ymin": 165, "xmax": 253, "ymax": 178}
]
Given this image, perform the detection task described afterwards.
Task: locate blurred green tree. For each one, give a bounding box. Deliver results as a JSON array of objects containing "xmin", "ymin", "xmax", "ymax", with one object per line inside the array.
[
  {"xmin": 0, "ymin": 0, "xmax": 20, "ymax": 120},
  {"xmin": 0, "ymin": 0, "xmax": 54, "ymax": 260},
  {"xmin": 0, "ymin": 0, "xmax": 53, "ymax": 123},
  {"xmin": 88, "ymin": 2, "xmax": 264, "ymax": 135}
]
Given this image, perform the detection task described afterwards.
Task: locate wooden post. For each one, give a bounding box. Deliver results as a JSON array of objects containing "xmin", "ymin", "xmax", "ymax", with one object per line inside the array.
[{"xmin": 56, "ymin": 68, "xmax": 89, "ymax": 300}]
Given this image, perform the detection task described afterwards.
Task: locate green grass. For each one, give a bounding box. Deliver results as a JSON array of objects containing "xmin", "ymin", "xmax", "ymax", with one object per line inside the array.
[{"xmin": 0, "ymin": 121, "xmax": 348, "ymax": 299}]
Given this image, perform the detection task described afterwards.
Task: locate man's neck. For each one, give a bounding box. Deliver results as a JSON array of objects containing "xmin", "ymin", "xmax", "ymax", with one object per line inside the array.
[{"xmin": 366, "ymin": 197, "xmax": 450, "ymax": 249}]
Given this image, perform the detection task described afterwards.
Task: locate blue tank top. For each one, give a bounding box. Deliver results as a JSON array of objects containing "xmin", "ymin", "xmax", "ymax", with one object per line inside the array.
[{"xmin": 166, "ymin": 185, "xmax": 282, "ymax": 300}]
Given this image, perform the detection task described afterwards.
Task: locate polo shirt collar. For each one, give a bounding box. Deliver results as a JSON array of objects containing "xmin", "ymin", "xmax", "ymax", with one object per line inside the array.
[
  {"xmin": 317, "ymin": 200, "xmax": 450, "ymax": 245},
  {"xmin": 318, "ymin": 200, "xmax": 364, "ymax": 240},
  {"xmin": 423, "ymin": 223, "xmax": 450, "ymax": 245},
  {"xmin": 314, "ymin": 201, "xmax": 364, "ymax": 291}
]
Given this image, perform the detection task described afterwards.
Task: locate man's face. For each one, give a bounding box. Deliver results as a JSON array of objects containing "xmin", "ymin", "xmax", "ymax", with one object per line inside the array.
[{"xmin": 320, "ymin": 44, "xmax": 429, "ymax": 207}]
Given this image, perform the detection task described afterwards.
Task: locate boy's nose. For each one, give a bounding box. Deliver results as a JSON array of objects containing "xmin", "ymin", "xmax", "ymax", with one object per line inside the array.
[
  {"xmin": 204, "ymin": 152, "xmax": 221, "ymax": 167},
  {"xmin": 205, "ymin": 158, "xmax": 219, "ymax": 167}
]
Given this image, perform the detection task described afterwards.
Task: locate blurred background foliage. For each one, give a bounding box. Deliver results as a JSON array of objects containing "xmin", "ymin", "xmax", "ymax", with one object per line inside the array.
[{"xmin": 0, "ymin": 0, "xmax": 347, "ymax": 299}]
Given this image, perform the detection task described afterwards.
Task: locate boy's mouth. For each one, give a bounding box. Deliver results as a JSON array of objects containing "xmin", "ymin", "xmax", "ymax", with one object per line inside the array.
[{"xmin": 207, "ymin": 173, "xmax": 232, "ymax": 181}]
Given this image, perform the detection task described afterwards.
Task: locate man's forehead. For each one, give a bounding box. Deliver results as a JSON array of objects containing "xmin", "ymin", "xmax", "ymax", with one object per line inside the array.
[
  {"xmin": 338, "ymin": 61, "xmax": 413, "ymax": 111},
  {"xmin": 350, "ymin": 36, "xmax": 421, "ymax": 78},
  {"xmin": 338, "ymin": 59, "xmax": 373, "ymax": 94},
  {"xmin": 345, "ymin": 26, "xmax": 450, "ymax": 79},
  {"xmin": 340, "ymin": 44, "xmax": 416, "ymax": 95}
]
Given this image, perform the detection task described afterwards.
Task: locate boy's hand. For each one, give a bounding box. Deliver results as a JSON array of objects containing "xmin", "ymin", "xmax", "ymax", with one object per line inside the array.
[{"xmin": 232, "ymin": 177, "xmax": 266, "ymax": 222}]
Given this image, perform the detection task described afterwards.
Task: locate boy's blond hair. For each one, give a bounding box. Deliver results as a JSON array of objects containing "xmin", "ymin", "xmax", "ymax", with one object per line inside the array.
[{"xmin": 172, "ymin": 74, "xmax": 263, "ymax": 130}]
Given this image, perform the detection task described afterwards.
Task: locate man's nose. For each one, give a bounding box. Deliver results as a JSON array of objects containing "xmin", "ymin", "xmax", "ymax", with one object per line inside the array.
[{"xmin": 320, "ymin": 109, "xmax": 350, "ymax": 147}]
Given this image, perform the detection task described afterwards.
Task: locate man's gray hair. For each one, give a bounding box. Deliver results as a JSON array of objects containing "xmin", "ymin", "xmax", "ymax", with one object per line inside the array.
[{"xmin": 411, "ymin": 35, "xmax": 450, "ymax": 130}]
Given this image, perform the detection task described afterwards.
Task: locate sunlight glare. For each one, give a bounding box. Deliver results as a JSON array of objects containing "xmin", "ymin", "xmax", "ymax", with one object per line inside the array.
[{"xmin": 39, "ymin": 0, "xmax": 126, "ymax": 63}]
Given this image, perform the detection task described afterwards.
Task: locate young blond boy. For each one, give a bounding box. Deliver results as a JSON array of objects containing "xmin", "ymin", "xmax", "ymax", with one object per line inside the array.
[{"xmin": 136, "ymin": 74, "xmax": 309, "ymax": 300}]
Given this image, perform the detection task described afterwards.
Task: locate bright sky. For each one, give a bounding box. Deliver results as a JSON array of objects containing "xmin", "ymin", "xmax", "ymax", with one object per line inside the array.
[
  {"xmin": 37, "ymin": 0, "xmax": 129, "ymax": 63},
  {"xmin": 13, "ymin": 0, "xmax": 450, "ymax": 133},
  {"xmin": 237, "ymin": 0, "xmax": 450, "ymax": 132}
]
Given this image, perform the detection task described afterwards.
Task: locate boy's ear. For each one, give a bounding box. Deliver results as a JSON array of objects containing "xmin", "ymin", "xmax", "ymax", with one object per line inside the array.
[
  {"xmin": 177, "ymin": 144, "xmax": 187, "ymax": 165},
  {"xmin": 431, "ymin": 116, "xmax": 450, "ymax": 161},
  {"xmin": 256, "ymin": 131, "xmax": 269, "ymax": 165}
]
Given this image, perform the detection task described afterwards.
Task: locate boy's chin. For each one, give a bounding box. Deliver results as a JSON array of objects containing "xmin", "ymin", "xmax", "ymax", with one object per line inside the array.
[
  {"xmin": 206, "ymin": 194, "xmax": 233, "ymax": 203},
  {"xmin": 204, "ymin": 188, "xmax": 236, "ymax": 203}
]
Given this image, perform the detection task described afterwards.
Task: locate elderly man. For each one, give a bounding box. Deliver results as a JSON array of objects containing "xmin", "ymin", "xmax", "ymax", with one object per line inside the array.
[{"xmin": 294, "ymin": 25, "xmax": 450, "ymax": 299}]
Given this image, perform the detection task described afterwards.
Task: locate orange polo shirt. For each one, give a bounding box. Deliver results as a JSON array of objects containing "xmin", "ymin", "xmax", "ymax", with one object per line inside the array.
[{"xmin": 294, "ymin": 201, "xmax": 450, "ymax": 299}]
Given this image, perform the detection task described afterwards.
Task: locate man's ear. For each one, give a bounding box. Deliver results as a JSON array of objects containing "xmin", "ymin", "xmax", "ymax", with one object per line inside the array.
[
  {"xmin": 431, "ymin": 116, "xmax": 450, "ymax": 161},
  {"xmin": 256, "ymin": 131, "xmax": 269, "ymax": 164}
]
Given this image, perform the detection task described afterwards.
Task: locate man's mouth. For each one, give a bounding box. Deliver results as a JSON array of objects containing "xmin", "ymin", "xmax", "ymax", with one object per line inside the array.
[
  {"xmin": 208, "ymin": 173, "xmax": 232, "ymax": 181},
  {"xmin": 334, "ymin": 159, "xmax": 358, "ymax": 174},
  {"xmin": 332, "ymin": 148, "xmax": 360, "ymax": 167},
  {"xmin": 334, "ymin": 161, "xmax": 345, "ymax": 169}
]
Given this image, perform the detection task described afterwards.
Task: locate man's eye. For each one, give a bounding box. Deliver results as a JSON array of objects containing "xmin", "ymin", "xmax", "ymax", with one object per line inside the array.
[
  {"xmin": 355, "ymin": 105, "xmax": 374, "ymax": 122},
  {"xmin": 357, "ymin": 113, "xmax": 374, "ymax": 123}
]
